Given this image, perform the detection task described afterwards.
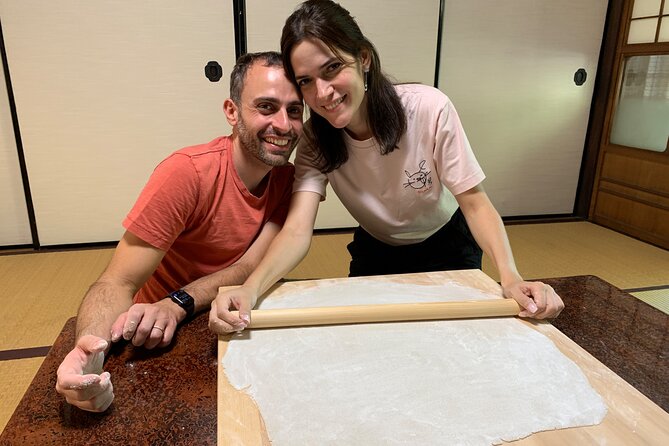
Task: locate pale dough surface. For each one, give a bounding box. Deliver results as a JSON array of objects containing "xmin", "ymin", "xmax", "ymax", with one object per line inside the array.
[{"xmin": 222, "ymin": 279, "xmax": 607, "ymax": 445}]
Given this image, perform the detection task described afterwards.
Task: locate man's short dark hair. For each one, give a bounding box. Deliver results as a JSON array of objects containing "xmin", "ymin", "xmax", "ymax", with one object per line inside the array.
[{"xmin": 229, "ymin": 51, "xmax": 283, "ymax": 105}]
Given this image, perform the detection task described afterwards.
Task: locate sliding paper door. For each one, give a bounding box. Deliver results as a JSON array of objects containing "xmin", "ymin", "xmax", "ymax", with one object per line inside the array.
[{"xmin": 1, "ymin": 0, "xmax": 236, "ymax": 245}]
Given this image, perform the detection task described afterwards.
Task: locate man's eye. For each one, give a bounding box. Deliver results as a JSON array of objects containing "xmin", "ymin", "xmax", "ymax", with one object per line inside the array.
[
  {"xmin": 288, "ymin": 107, "xmax": 304, "ymax": 116},
  {"xmin": 258, "ymin": 103, "xmax": 274, "ymax": 112}
]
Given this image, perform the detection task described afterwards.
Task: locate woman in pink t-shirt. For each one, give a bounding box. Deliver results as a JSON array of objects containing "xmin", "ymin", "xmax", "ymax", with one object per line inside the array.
[{"xmin": 209, "ymin": 0, "xmax": 563, "ymax": 334}]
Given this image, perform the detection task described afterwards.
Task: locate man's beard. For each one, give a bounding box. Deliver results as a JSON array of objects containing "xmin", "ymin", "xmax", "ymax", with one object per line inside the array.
[{"xmin": 237, "ymin": 116, "xmax": 294, "ymax": 167}]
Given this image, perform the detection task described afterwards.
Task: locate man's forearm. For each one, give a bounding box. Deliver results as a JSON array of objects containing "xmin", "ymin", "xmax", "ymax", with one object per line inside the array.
[{"xmin": 75, "ymin": 280, "xmax": 135, "ymax": 342}]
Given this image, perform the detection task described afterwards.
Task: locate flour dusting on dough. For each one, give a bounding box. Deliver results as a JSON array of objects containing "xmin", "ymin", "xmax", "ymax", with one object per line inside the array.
[{"xmin": 223, "ymin": 279, "xmax": 607, "ymax": 445}]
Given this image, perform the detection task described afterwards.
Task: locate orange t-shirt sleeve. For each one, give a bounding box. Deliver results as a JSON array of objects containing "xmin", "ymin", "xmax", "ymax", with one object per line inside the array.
[{"xmin": 123, "ymin": 154, "xmax": 200, "ymax": 251}]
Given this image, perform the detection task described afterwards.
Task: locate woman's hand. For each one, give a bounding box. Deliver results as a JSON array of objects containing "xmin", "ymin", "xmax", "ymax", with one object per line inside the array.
[
  {"xmin": 502, "ymin": 280, "xmax": 564, "ymax": 319},
  {"xmin": 209, "ymin": 286, "xmax": 258, "ymax": 334}
]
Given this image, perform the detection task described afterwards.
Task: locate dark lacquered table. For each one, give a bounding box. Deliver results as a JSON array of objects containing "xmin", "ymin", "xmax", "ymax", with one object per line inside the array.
[{"xmin": 1, "ymin": 275, "xmax": 667, "ymax": 445}]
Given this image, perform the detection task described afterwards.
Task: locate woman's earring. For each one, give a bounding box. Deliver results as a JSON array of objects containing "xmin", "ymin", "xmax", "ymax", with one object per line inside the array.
[{"xmin": 364, "ymin": 70, "xmax": 369, "ymax": 92}]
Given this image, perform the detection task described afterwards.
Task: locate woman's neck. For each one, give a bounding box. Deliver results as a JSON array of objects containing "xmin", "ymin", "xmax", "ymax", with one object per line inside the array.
[{"xmin": 344, "ymin": 97, "xmax": 372, "ymax": 140}]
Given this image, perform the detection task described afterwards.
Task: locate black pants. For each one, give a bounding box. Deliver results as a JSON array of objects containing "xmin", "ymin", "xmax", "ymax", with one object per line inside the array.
[{"xmin": 347, "ymin": 208, "xmax": 482, "ymax": 277}]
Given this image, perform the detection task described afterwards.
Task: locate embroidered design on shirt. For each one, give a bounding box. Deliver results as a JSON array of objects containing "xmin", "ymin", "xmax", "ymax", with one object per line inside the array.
[{"xmin": 403, "ymin": 160, "xmax": 432, "ymax": 191}]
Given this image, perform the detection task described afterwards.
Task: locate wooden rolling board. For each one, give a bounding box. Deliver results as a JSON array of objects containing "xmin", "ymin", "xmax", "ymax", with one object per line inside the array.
[{"xmin": 217, "ymin": 270, "xmax": 669, "ymax": 445}]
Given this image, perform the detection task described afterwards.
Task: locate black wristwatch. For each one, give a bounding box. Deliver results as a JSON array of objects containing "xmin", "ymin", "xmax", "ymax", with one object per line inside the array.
[{"xmin": 167, "ymin": 289, "xmax": 195, "ymax": 319}]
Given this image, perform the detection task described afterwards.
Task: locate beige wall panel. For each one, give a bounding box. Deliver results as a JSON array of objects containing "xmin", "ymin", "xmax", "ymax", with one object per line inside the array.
[
  {"xmin": 246, "ymin": 0, "xmax": 440, "ymax": 229},
  {"xmin": 439, "ymin": 0, "xmax": 608, "ymax": 216},
  {"xmin": 0, "ymin": 56, "xmax": 31, "ymax": 245},
  {"xmin": 0, "ymin": 0, "xmax": 236, "ymax": 245}
]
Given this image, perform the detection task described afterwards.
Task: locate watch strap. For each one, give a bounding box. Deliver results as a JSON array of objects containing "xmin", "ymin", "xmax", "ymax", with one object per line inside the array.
[{"xmin": 167, "ymin": 289, "xmax": 195, "ymax": 319}]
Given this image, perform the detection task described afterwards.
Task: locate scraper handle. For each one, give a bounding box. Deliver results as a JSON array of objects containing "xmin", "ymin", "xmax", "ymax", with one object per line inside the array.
[{"xmin": 233, "ymin": 299, "xmax": 521, "ymax": 329}]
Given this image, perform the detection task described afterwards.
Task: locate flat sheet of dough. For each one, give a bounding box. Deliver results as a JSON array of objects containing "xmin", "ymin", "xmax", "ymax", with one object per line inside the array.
[{"xmin": 222, "ymin": 279, "xmax": 606, "ymax": 445}]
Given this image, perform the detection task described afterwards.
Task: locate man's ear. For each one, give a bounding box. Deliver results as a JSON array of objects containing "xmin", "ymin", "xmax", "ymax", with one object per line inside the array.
[{"xmin": 223, "ymin": 98, "xmax": 239, "ymax": 126}]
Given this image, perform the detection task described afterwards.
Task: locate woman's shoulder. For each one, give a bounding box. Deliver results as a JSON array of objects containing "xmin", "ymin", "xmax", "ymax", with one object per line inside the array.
[{"xmin": 394, "ymin": 83, "xmax": 452, "ymax": 113}]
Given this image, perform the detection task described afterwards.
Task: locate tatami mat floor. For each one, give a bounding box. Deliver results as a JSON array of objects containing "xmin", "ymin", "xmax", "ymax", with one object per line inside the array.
[
  {"xmin": 1, "ymin": 221, "xmax": 668, "ymax": 433},
  {"xmin": 631, "ymin": 289, "xmax": 669, "ymax": 314}
]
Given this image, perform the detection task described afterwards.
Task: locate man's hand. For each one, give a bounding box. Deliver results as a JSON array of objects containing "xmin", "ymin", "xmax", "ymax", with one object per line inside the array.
[
  {"xmin": 502, "ymin": 280, "xmax": 564, "ymax": 319},
  {"xmin": 55, "ymin": 335, "xmax": 114, "ymax": 412},
  {"xmin": 209, "ymin": 286, "xmax": 257, "ymax": 334},
  {"xmin": 110, "ymin": 299, "xmax": 183, "ymax": 349}
]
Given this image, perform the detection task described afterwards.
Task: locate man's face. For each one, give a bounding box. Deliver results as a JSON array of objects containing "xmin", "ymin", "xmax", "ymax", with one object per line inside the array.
[{"xmin": 235, "ymin": 64, "xmax": 304, "ymax": 167}]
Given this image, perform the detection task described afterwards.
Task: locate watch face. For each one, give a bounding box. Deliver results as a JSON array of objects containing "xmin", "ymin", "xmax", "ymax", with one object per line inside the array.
[{"xmin": 170, "ymin": 290, "xmax": 194, "ymax": 315}]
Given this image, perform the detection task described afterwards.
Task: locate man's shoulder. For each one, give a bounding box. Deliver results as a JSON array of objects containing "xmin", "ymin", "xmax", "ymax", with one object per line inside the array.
[
  {"xmin": 173, "ymin": 135, "xmax": 232, "ymax": 159},
  {"xmin": 151, "ymin": 136, "xmax": 232, "ymax": 182}
]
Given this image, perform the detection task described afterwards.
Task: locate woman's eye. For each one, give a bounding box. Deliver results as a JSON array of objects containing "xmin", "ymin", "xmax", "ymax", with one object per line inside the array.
[
  {"xmin": 327, "ymin": 62, "xmax": 342, "ymax": 72},
  {"xmin": 297, "ymin": 78, "xmax": 311, "ymax": 87}
]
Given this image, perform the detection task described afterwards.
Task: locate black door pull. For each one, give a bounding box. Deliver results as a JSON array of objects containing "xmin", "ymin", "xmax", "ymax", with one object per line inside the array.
[{"xmin": 205, "ymin": 61, "xmax": 223, "ymax": 82}]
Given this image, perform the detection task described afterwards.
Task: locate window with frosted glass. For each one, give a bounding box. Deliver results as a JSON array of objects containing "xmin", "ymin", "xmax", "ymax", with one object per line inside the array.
[{"xmin": 609, "ymin": 55, "xmax": 669, "ymax": 152}]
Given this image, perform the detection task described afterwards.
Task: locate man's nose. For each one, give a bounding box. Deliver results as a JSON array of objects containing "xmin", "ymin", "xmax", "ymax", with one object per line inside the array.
[{"xmin": 272, "ymin": 108, "xmax": 291, "ymax": 133}]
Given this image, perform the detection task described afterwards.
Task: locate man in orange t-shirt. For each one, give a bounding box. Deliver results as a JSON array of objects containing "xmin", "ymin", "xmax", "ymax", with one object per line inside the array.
[{"xmin": 55, "ymin": 51, "xmax": 304, "ymax": 412}]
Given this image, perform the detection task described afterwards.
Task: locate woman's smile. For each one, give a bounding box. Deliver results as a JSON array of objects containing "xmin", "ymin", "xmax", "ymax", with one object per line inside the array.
[{"xmin": 322, "ymin": 95, "xmax": 345, "ymax": 111}]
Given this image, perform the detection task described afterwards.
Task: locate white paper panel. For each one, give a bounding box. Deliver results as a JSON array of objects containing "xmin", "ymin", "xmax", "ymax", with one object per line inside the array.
[
  {"xmin": 246, "ymin": 0, "xmax": 439, "ymax": 84},
  {"xmin": 0, "ymin": 0, "xmax": 236, "ymax": 245},
  {"xmin": 439, "ymin": 0, "xmax": 608, "ymax": 216},
  {"xmin": 0, "ymin": 55, "xmax": 32, "ymax": 246},
  {"xmin": 659, "ymin": 17, "xmax": 669, "ymax": 42},
  {"xmin": 632, "ymin": 0, "xmax": 662, "ymax": 18},
  {"xmin": 246, "ymin": 0, "xmax": 440, "ymax": 229},
  {"xmin": 628, "ymin": 17, "xmax": 660, "ymax": 43}
]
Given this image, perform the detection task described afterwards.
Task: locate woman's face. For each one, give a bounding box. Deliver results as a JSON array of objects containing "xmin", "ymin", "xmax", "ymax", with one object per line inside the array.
[{"xmin": 290, "ymin": 38, "xmax": 370, "ymax": 139}]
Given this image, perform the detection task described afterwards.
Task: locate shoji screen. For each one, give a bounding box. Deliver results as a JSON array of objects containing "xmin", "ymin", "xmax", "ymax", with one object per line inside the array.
[
  {"xmin": 0, "ymin": 60, "xmax": 31, "ymax": 246},
  {"xmin": 438, "ymin": 0, "xmax": 608, "ymax": 216},
  {"xmin": 245, "ymin": 0, "xmax": 441, "ymax": 229},
  {"xmin": 0, "ymin": 0, "xmax": 236, "ymax": 245}
]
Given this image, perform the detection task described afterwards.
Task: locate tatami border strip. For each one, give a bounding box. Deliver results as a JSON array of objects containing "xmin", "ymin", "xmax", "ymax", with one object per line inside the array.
[
  {"xmin": 0, "ymin": 346, "xmax": 51, "ymax": 361},
  {"xmin": 623, "ymin": 284, "xmax": 669, "ymax": 293}
]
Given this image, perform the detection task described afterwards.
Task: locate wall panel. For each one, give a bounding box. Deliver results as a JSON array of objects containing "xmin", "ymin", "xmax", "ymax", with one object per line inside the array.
[
  {"xmin": 0, "ymin": 52, "xmax": 31, "ymax": 246},
  {"xmin": 0, "ymin": 0, "xmax": 236, "ymax": 245},
  {"xmin": 439, "ymin": 0, "xmax": 608, "ymax": 216}
]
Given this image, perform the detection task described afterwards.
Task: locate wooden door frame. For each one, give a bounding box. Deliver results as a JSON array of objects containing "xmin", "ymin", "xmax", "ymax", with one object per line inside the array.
[
  {"xmin": 577, "ymin": 0, "xmax": 669, "ymax": 218},
  {"xmin": 585, "ymin": 0, "xmax": 669, "ymax": 248},
  {"xmin": 574, "ymin": 0, "xmax": 627, "ymax": 217}
]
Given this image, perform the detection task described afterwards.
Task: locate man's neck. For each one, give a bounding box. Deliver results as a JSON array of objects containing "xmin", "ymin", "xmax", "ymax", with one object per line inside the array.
[{"xmin": 231, "ymin": 137, "xmax": 273, "ymax": 196}]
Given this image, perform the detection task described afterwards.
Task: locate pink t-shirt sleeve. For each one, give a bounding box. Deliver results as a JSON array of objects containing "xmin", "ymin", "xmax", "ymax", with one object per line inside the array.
[
  {"xmin": 433, "ymin": 97, "xmax": 485, "ymax": 196},
  {"xmin": 123, "ymin": 154, "xmax": 199, "ymax": 251},
  {"xmin": 293, "ymin": 129, "xmax": 328, "ymax": 199}
]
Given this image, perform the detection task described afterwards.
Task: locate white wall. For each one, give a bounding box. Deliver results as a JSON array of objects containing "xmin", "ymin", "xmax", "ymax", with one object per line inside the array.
[{"xmin": 0, "ymin": 0, "xmax": 610, "ymax": 245}]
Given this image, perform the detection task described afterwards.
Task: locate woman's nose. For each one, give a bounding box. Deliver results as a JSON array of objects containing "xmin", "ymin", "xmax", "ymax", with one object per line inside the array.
[{"xmin": 315, "ymin": 78, "xmax": 332, "ymax": 99}]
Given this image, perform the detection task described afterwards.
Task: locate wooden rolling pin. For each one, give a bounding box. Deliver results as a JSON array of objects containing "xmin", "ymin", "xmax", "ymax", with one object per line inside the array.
[{"xmin": 233, "ymin": 299, "xmax": 522, "ymax": 329}]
